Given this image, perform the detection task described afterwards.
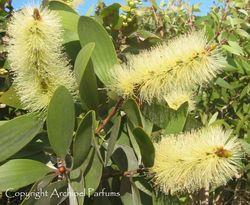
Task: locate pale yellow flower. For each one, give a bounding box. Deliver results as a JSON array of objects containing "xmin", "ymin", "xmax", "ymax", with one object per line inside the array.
[
  {"xmin": 8, "ymin": 6, "xmax": 77, "ymax": 112},
  {"xmin": 163, "ymin": 88, "xmax": 195, "ymax": 111},
  {"xmin": 151, "ymin": 126, "xmax": 243, "ymax": 194},
  {"xmin": 110, "ymin": 31, "xmax": 225, "ymax": 103}
]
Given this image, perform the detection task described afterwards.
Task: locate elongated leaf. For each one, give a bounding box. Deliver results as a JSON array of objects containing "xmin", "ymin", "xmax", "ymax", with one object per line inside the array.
[
  {"xmin": 48, "ymin": 1, "xmax": 76, "ymax": 13},
  {"xmin": 64, "ymin": 40, "xmax": 82, "ymax": 62},
  {"xmin": 120, "ymin": 177, "xmax": 142, "ymax": 205},
  {"xmin": 0, "ymin": 114, "xmax": 43, "ymax": 162},
  {"xmin": 47, "ymin": 86, "xmax": 75, "ymax": 158},
  {"xmin": 74, "ymin": 43, "xmax": 95, "ymax": 84},
  {"xmin": 0, "ymin": 159, "xmax": 53, "ymax": 191},
  {"xmin": 112, "ymin": 144, "xmax": 138, "ymax": 171},
  {"xmin": 25, "ymin": 180, "xmax": 68, "ymax": 205},
  {"xmin": 74, "ymin": 43, "xmax": 99, "ymax": 110},
  {"xmin": 73, "ymin": 111, "xmax": 95, "ymax": 169},
  {"xmin": 127, "ymin": 123, "xmax": 142, "ymax": 163},
  {"xmin": 70, "ymin": 169, "xmax": 85, "ymax": 205},
  {"xmin": 78, "ymin": 16, "xmax": 118, "ymax": 84},
  {"xmin": 79, "ymin": 62, "xmax": 99, "ymax": 110},
  {"xmin": 133, "ymin": 127, "xmax": 155, "ymax": 167},
  {"xmin": 57, "ymin": 11, "xmax": 79, "ymax": 33},
  {"xmin": 215, "ymin": 77, "xmax": 233, "ymax": 90},
  {"xmin": 84, "ymin": 150, "xmax": 103, "ymax": 196},
  {"xmin": 123, "ymin": 99, "xmax": 143, "ymax": 127},
  {"xmin": 21, "ymin": 174, "xmax": 56, "ymax": 205},
  {"xmin": 105, "ymin": 116, "xmax": 122, "ymax": 165},
  {"xmin": 143, "ymin": 102, "xmax": 188, "ymax": 134}
]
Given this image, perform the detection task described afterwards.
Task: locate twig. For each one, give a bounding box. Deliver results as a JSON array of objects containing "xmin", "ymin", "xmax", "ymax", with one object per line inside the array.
[
  {"xmin": 95, "ymin": 97, "xmax": 124, "ymax": 134},
  {"xmin": 102, "ymin": 167, "xmax": 148, "ymax": 179}
]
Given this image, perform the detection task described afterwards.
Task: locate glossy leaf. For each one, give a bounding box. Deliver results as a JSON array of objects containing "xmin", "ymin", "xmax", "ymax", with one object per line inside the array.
[
  {"xmin": 78, "ymin": 16, "xmax": 118, "ymax": 84},
  {"xmin": 84, "ymin": 150, "xmax": 103, "ymax": 195},
  {"xmin": 79, "ymin": 62, "xmax": 99, "ymax": 110},
  {"xmin": 120, "ymin": 177, "xmax": 142, "ymax": 205},
  {"xmin": 133, "ymin": 127, "xmax": 155, "ymax": 167},
  {"xmin": 74, "ymin": 43, "xmax": 99, "ymax": 110},
  {"xmin": 0, "ymin": 114, "xmax": 43, "ymax": 162},
  {"xmin": 215, "ymin": 77, "xmax": 234, "ymax": 90},
  {"xmin": 105, "ymin": 116, "xmax": 122, "ymax": 165},
  {"xmin": 74, "ymin": 43, "xmax": 95, "ymax": 84},
  {"xmin": 48, "ymin": 1, "xmax": 76, "ymax": 13},
  {"xmin": 73, "ymin": 111, "xmax": 95, "ymax": 169},
  {"xmin": 123, "ymin": 99, "xmax": 143, "ymax": 127},
  {"xmin": 70, "ymin": 169, "xmax": 85, "ymax": 205},
  {"xmin": 47, "ymin": 86, "xmax": 75, "ymax": 158},
  {"xmin": 0, "ymin": 159, "xmax": 53, "ymax": 191},
  {"xmin": 143, "ymin": 102, "xmax": 188, "ymax": 134}
]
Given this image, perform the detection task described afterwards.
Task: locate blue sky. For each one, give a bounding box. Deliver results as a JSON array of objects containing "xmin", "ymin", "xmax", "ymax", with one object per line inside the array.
[{"xmin": 12, "ymin": 0, "xmax": 214, "ymax": 15}]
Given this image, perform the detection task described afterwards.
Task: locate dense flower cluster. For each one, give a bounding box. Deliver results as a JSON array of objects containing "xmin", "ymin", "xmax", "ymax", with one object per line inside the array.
[
  {"xmin": 8, "ymin": 6, "xmax": 77, "ymax": 112},
  {"xmin": 109, "ymin": 31, "xmax": 226, "ymax": 110},
  {"xmin": 151, "ymin": 126, "xmax": 243, "ymax": 194}
]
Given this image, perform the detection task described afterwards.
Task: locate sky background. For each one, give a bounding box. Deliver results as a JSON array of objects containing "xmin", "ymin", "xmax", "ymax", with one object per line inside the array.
[{"xmin": 12, "ymin": 0, "xmax": 215, "ymax": 15}]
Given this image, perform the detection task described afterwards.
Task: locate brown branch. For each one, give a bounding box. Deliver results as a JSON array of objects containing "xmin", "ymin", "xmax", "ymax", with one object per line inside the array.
[
  {"xmin": 95, "ymin": 97, "xmax": 124, "ymax": 134},
  {"xmin": 102, "ymin": 167, "xmax": 148, "ymax": 179}
]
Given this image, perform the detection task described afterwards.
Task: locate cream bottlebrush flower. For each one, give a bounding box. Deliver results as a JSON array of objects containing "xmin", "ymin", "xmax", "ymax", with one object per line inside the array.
[
  {"xmin": 8, "ymin": 7, "xmax": 77, "ymax": 112},
  {"xmin": 109, "ymin": 64, "xmax": 136, "ymax": 98},
  {"xmin": 163, "ymin": 88, "xmax": 195, "ymax": 111},
  {"xmin": 151, "ymin": 126, "xmax": 243, "ymax": 194},
  {"xmin": 110, "ymin": 31, "xmax": 226, "ymax": 102}
]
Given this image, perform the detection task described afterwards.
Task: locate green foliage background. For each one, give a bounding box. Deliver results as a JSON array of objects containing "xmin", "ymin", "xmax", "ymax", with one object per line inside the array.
[{"xmin": 0, "ymin": 0, "xmax": 249, "ymax": 204}]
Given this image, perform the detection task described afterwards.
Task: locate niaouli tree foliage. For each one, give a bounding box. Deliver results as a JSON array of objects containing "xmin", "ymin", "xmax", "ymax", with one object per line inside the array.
[{"xmin": 0, "ymin": 0, "xmax": 249, "ymax": 204}]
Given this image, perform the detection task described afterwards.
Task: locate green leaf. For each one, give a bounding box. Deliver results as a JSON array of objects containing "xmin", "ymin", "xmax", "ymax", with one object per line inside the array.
[
  {"xmin": 70, "ymin": 169, "xmax": 85, "ymax": 205},
  {"xmin": 105, "ymin": 116, "xmax": 122, "ymax": 165},
  {"xmin": 0, "ymin": 86, "xmax": 22, "ymax": 109},
  {"xmin": 74, "ymin": 43, "xmax": 95, "ymax": 84},
  {"xmin": 112, "ymin": 144, "xmax": 139, "ymax": 171},
  {"xmin": 215, "ymin": 77, "xmax": 234, "ymax": 90},
  {"xmin": 20, "ymin": 174, "xmax": 56, "ymax": 205},
  {"xmin": 24, "ymin": 180, "xmax": 68, "ymax": 205},
  {"xmin": 133, "ymin": 127, "xmax": 155, "ymax": 167},
  {"xmin": 120, "ymin": 177, "xmax": 142, "ymax": 205},
  {"xmin": 127, "ymin": 123, "xmax": 142, "ymax": 163},
  {"xmin": 143, "ymin": 102, "xmax": 188, "ymax": 134},
  {"xmin": 0, "ymin": 121, "xmax": 6, "ymax": 126},
  {"xmin": 48, "ymin": 7, "xmax": 79, "ymax": 43},
  {"xmin": 236, "ymin": 28, "xmax": 250, "ymax": 39},
  {"xmin": 63, "ymin": 40, "xmax": 82, "ymax": 62},
  {"xmin": 48, "ymin": 1, "xmax": 76, "ymax": 13},
  {"xmin": 80, "ymin": 62, "xmax": 99, "ymax": 110},
  {"xmin": 78, "ymin": 16, "xmax": 118, "ymax": 84},
  {"xmin": 74, "ymin": 43, "xmax": 99, "ymax": 110},
  {"xmin": 47, "ymin": 86, "xmax": 75, "ymax": 158},
  {"xmin": 222, "ymin": 41, "xmax": 244, "ymax": 56},
  {"xmin": 101, "ymin": 3, "xmax": 121, "ymax": 28},
  {"xmin": 57, "ymin": 11, "xmax": 79, "ymax": 33},
  {"xmin": 123, "ymin": 99, "xmax": 143, "ymax": 127},
  {"xmin": 73, "ymin": 111, "xmax": 95, "ymax": 169},
  {"xmin": 208, "ymin": 112, "xmax": 219, "ymax": 126},
  {"xmin": 84, "ymin": 150, "xmax": 103, "ymax": 196},
  {"xmin": 0, "ymin": 114, "xmax": 43, "ymax": 162},
  {"xmin": 0, "ymin": 159, "xmax": 53, "ymax": 191}
]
